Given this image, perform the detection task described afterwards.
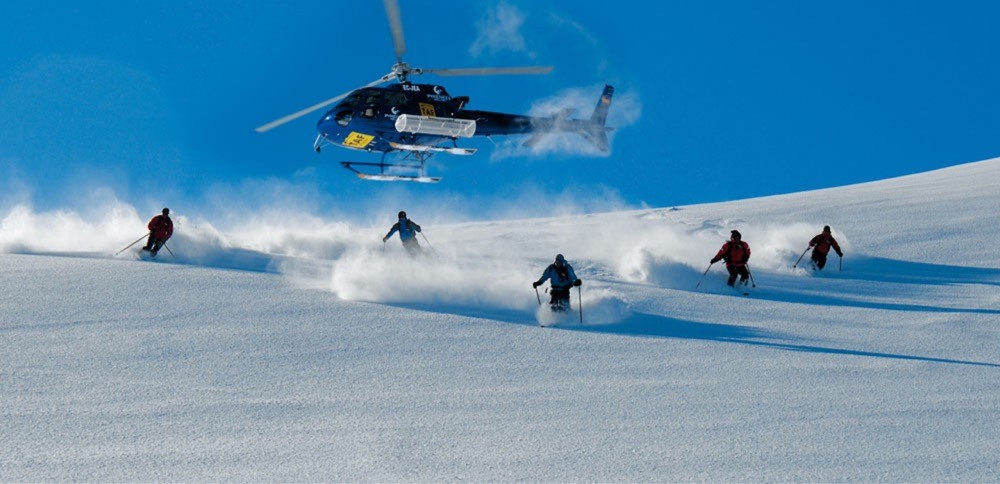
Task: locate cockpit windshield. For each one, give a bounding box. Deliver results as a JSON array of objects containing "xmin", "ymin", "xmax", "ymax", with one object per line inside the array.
[{"xmin": 341, "ymin": 92, "xmax": 361, "ymax": 107}]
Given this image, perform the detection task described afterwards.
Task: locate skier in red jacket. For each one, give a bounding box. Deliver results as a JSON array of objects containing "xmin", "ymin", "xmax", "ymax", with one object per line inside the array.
[
  {"xmin": 142, "ymin": 208, "xmax": 173, "ymax": 257},
  {"xmin": 808, "ymin": 225, "xmax": 843, "ymax": 270},
  {"xmin": 711, "ymin": 230, "xmax": 751, "ymax": 287}
]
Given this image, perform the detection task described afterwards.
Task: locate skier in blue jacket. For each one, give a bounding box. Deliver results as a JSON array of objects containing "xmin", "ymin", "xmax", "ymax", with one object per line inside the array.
[
  {"xmin": 533, "ymin": 254, "xmax": 582, "ymax": 311},
  {"xmin": 383, "ymin": 210, "xmax": 423, "ymax": 256}
]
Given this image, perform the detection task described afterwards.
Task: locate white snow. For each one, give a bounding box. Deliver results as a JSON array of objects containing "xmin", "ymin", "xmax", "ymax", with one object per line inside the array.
[{"xmin": 2, "ymin": 158, "xmax": 999, "ymax": 481}]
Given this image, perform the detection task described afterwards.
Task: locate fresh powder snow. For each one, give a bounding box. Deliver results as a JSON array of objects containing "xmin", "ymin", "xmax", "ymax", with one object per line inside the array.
[{"xmin": 2, "ymin": 158, "xmax": 998, "ymax": 481}]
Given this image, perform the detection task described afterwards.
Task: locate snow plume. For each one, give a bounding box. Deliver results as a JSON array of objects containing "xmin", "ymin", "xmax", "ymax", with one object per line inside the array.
[
  {"xmin": 490, "ymin": 85, "xmax": 642, "ymax": 159},
  {"xmin": 469, "ymin": 2, "xmax": 529, "ymax": 58},
  {"xmin": 536, "ymin": 287, "xmax": 631, "ymax": 327},
  {"xmin": 541, "ymin": 209, "xmax": 853, "ymax": 291},
  {"xmin": 325, "ymin": 248, "xmax": 537, "ymax": 310},
  {"xmin": 0, "ymin": 161, "xmax": 31, "ymax": 211},
  {"xmin": 0, "ymin": 184, "xmax": 850, "ymax": 320},
  {"xmin": 0, "ymin": 194, "xmax": 142, "ymax": 254}
]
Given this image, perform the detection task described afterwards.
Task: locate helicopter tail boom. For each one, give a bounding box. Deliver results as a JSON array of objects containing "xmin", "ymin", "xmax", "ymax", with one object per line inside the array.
[{"xmin": 522, "ymin": 84, "xmax": 615, "ymax": 152}]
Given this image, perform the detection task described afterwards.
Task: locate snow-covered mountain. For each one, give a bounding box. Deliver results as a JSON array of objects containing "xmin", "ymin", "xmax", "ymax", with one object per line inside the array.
[{"xmin": 2, "ymin": 158, "xmax": 998, "ymax": 481}]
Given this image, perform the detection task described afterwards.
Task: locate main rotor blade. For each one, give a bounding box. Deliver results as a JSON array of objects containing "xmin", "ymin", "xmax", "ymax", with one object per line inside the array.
[
  {"xmin": 383, "ymin": 0, "xmax": 406, "ymax": 63},
  {"xmin": 418, "ymin": 66, "xmax": 554, "ymax": 77},
  {"xmin": 255, "ymin": 74, "xmax": 396, "ymax": 133}
]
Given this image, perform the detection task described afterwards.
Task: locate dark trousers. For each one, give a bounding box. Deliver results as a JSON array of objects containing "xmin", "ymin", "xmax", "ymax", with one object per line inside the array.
[
  {"xmin": 726, "ymin": 265, "xmax": 749, "ymax": 286},
  {"xmin": 143, "ymin": 236, "xmax": 166, "ymax": 255},
  {"xmin": 549, "ymin": 287, "xmax": 571, "ymax": 310},
  {"xmin": 811, "ymin": 251, "xmax": 828, "ymax": 270},
  {"xmin": 402, "ymin": 238, "xmax": 423, "ymax": 256}
]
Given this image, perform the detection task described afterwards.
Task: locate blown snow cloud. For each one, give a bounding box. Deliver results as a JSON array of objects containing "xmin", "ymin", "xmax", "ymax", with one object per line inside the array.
[
  {"xmin": 0, "ymin": 183, "xmax": 850, "ymax": 324},
  {"xmin": 469, "ymin": 2, "xmax": 530, "ymax": 58},
  {"xmin": 490, "ymin": 85, "xmax": 642, "ymax": 160}
]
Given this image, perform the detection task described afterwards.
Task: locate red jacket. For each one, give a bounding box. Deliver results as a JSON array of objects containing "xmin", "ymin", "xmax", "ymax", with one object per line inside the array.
[
  {"xmin": 713, "ymin": 240, "xmax": 750, "ymax": 267},
  {"xmin": 809, "ymin": 233, "xmax": 842, "ymax": 257},
  {"xmin": 148, "ymin": 215, "xmax": 173, "ymax": 240}
]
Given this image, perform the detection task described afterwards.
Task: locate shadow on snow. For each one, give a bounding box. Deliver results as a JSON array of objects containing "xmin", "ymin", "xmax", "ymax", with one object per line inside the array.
[
  {"xmin": 813, "ymin": 255, "xmax": 1000, "ymax": 287},
  {"xmin": 575, "ymin": 312, "xmax": 1000, "ymax": 368}
]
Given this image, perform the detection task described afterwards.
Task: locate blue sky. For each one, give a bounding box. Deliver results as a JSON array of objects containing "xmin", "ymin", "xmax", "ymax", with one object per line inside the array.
[{"xmin": 2, "ymin": 1, "xmax": 999, "ymax": 222}]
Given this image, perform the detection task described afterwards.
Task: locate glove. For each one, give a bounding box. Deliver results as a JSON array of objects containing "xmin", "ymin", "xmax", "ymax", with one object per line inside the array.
[
  {"xmin": 837, "ymin": 251, "xmax": 844, "ymax": 257},
  {"xmin": 573, "ymin": 279, "xmax": 582, "ymax": 287},
  {"xmin": 382, "ymin": 236, "xmax": 388, "ymax": 243},
  {"xmin": 532, "ymin": 281, "xmax": 541, "ymax": 288},
  {"xmin": 710, "ymin": 257, "xmax": 720, "ymax": 264}
]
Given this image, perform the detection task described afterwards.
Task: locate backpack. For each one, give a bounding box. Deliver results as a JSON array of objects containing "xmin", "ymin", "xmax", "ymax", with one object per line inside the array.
[{"xmin": 549, "ymin": 263, "xmax": 571, "ymax": 285}]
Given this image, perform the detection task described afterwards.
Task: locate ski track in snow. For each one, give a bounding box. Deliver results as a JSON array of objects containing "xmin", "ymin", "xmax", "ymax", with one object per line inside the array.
[{"xmin": 2, "ymin": 158, "xmax": 999, "ymax": 481}]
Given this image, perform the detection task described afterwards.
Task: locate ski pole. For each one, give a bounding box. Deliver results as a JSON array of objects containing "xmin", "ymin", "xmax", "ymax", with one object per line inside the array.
[
  {"xmin": 839, "ymin": 254, "xmax": 843, "ymax": 272},
  {"xmin": 419, "ymin": 232, "xmax": 437, "ymax": 255},
  {"xmin": 534, "ymin": 285, "xmax": 541, "ymax": 305},
  {"xmin": 695, "ymin": 262, "xmax": 714, "ymax": 289},
  {"xmin": 577, "ymin": 285, "xmax": 583, "ymax": 324},
  {"xmin": 114, "ymin": 233, "xmax": 149, "ymax": 256},
  {"xmin": 163, "ymin": 243, "xmax": 175, "ymax": 258},
  {"xmin": 746, "ymin": 264, "xmax": 757, "ymax": 288},
  {"xmin": 793, "ymin": 247, "xmax": 811, "ymax": 268}
]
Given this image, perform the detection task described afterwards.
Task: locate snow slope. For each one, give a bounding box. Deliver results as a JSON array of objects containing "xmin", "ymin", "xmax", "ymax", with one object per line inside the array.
[{"xmin": 2, "ymin": 158, "xmax": 999, "ymax": 481}]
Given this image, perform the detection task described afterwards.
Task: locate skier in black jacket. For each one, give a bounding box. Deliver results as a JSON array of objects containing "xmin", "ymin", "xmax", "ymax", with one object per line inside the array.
[
  {"xmin": 383, "ymin": 211, "xmax": 423, "ymax": 256},
  {"xmin": 533, "ymin": 254, "xmax": 583, "ymax": 311}
]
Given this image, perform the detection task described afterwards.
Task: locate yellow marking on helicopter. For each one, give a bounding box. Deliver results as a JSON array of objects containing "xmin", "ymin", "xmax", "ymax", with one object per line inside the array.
[
  {"xmin": 343, "ymin": 132, "xmax": 375, "ymax": 148},
  {"xmin": 419, "ymin": 103, "xmax": 436, "ymax": 117}
]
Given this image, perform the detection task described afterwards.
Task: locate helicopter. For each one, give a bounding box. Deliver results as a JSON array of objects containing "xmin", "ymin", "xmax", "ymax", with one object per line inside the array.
[{"xmin": 255, "ymin": 0, "xmax": 615, "ymax": 183}]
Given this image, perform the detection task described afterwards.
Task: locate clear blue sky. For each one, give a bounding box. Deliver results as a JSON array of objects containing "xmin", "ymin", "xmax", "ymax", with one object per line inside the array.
[{"xmin": 3, "ymin": 1, "xmax": 999, "ymax": 221}]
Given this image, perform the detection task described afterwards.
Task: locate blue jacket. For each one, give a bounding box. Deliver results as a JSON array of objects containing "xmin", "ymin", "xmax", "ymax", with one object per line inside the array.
[
  {"xmin": 384, "ymin": 218, "xmax": 421, "ymax": 242},
  {"xmin": 537, "ymin": 263, "xmax": 578, "ymax": 290}
]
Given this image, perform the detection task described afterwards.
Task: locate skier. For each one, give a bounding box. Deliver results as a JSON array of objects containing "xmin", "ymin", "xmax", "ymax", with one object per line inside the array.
[
  {"xmin": 808, "ymin": 225, "xmax": 843, "ymax": 270},
  {"xmin": 382, "ymin": 210, "xmax": 423, "ymax": 256},
  {"xmin": 533, "ymin": 254, "xmax": 583, "ymax": 311},
  {"xmin": 710, "ymin": 230, "xmax": 751, "ymax": 287},
  {"xmin": 142, "ymin": 208, "xmax": 173, "ymax": 257}
]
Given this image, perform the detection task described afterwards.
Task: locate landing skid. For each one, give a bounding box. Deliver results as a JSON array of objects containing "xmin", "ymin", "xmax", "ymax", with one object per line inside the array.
[
  {"xmin": 389, "ymin": 142, "xmax": 476, "ymax": 155},
  {"xmin": 341, "ymin": 149, "xmax": 441, "ymax": 183},
  {"xmin": 331, "ymin": 136, "xmax": 479, "ymax": 182},
  {"xmin": 341, "ymin": 161, "xmax": 440, "ymax": 183}
]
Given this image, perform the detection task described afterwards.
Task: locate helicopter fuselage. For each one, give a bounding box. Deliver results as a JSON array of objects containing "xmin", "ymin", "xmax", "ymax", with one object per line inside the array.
[{"xmin": 315, "ymin": 82, "xmax": 591, "ymax": 153}]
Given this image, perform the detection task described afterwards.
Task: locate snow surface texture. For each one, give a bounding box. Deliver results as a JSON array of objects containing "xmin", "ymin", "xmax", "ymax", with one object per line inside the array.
[{"xmin": 2, "ymin": 159, "xmax": 999, "ymax": 481}]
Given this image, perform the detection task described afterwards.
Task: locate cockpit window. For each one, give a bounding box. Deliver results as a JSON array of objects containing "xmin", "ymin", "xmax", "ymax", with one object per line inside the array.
[
  {"xmin": 335, "ymin": 110, "xmax": 352, "ymax": 126},
  {"xmin": 363, "ymin": 90, "xmax": 382, "ymax": 105},
  {"xmin": 343, "ymin": 93, "xmax": 361, "ymax": 106},
  {"xmin": 387, "ymin": 93, "xmax": 408, "ymax": 107}
]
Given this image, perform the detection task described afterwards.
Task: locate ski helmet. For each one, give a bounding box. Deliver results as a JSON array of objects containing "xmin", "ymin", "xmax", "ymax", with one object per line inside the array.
[
  {"xmin": 730, "ymin": 230, "xmax": 741, "ymax": 240},
  {"xmin": 823, "ymin": 225, "xmax": 831, "ymax": 233},
  {"xmin": 555, "ymin": 254, "xmax": 566, "ymax": 265},
  {"xmin": 162, "ymin": 208, "xmax": 170, "ymax": 215},
  {"xmin": 398, "ymin": 210, "xmax": 406, "ymax": 219}
]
